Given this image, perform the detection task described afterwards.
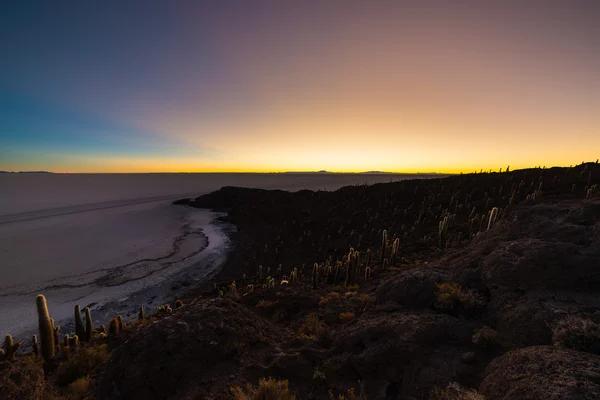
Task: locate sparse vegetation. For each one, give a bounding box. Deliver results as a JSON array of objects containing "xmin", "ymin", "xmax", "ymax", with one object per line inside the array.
[
  {"xmin": 55, "ymin": 345, "xmax": 109, "ymax": 386},
  {"xmin": 231, "ymin": 377, "xmax": 296, "ymax": 400},
  {"xmin": 435, "ymin": 282, "xmax": 481, "ymax": 310},
  {"xmin": 256, "ymin": 300, "xmax": 279, "ymax": 308},
  {"xmin": 319, "ymin": 292, "xmax": 341, "ymax": 306},
  {"xmin": 430, "ymin": 382, "xmax": 485, "ymax": 400},
  {"xmin": 339, "ymin": 312, "xmax": 355, "ymax": 322}
]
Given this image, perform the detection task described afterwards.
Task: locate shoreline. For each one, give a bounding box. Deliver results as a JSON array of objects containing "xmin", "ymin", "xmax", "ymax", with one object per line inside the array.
[{"xmin": 2, "ymin": 207, "xmax": 231, "ymax": 344}]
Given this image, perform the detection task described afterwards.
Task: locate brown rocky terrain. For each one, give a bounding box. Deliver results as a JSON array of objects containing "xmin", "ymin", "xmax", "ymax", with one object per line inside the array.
[{"xmin": 2, "ymin": 163, "xmax": 600, "ymax": 399}]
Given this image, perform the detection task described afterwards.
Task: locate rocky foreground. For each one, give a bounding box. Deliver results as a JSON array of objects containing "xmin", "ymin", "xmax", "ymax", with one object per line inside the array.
[{"xmin": 2, "ymin": 163, "xmax": 600, "ymax": 399}]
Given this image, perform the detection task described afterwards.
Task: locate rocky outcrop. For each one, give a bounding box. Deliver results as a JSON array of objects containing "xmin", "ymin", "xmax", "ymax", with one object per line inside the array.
[
  {"xmin": 480, "ymin": 346, "xmax": 600, "ymax": 399},
  {"xmin": 97, "ymin": 299, "xmax": 281, "ymax": 400}
]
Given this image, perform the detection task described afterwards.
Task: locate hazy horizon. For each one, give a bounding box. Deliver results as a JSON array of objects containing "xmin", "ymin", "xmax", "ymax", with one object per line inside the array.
[{"xmin": 2, "ymin": 1, "xmax": 599, "ymax": 173}]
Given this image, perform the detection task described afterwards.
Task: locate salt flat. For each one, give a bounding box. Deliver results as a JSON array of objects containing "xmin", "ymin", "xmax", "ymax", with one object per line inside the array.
[{"xmin": 0, "ymin": 173, "xmax": 429, "ymax": 337}]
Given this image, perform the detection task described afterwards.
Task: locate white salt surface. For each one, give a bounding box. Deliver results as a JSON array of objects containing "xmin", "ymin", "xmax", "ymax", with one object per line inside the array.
[{"xmin": 0, "ymin": 173, "xmax": 431, "ymax": 338}]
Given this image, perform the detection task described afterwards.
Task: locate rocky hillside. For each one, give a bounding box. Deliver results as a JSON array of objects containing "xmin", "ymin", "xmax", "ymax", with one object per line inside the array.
[{"xmin": 2, "ymin": 163, "xmax": 600, "ymax": 399}]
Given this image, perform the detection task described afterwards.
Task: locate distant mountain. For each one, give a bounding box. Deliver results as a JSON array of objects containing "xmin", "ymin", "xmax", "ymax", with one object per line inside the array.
[{"xmin": 0, "ymin": 171, "xmax": 53, "ymax": 174}]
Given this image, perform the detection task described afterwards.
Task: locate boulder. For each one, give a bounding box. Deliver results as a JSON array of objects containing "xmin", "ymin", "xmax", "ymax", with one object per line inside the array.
[{"xmin": 480, "ymin": 346, "xmax": 600, "ymax": 399}]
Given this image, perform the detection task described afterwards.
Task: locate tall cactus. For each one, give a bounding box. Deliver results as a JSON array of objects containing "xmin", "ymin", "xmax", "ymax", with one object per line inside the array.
[
  {"xmin": 487, "ymin": 207, "xmax": 499, "ymax": 230},
  {"xmin": 84, "ymin": 307, "xmax": 93, "ymax": 342},
  {"xmin": 32, "ymin": 334, "xmax": 39, "ymax": 358},
  {"xmin": 380, "ymin": 230, "xmax": 388, "ymax": 264},
  {"xmin": 74, "ymin": 305, "xmax": 85, "ymax": 340},
  {"xmin": 138, "ymin": 306, "xmax": 145, "ymax": 321},
  {"xmin": 312, "ymin": 263, "xmax": 318, "ymax": 290},
  {"xmin": 36, "ymin": 294, "xmax": 55, "ymax": 360}
]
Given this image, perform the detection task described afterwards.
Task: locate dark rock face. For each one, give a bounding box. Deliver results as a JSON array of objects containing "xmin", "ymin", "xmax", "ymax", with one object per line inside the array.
[
  {"xmin": 0, "ymin": 360, "xmax": 45, "ymax": 400},
  {"xmin": 97, "ymin": 299, "xmax": 280, "ymax": 400},
  {"xmin": 330, "ymin": 312, "xmax": 479, "ymax": 399},
  {"xmin": 375, "ymin": 267, "xmax": 448, "ymax": 309},
  {"xmin": 436, "ymin": 198, "xmax": 600, "ymax": 348},
  {"xmin": 480, "ymin": 346, "xmax": 600, "ymax": 400}
]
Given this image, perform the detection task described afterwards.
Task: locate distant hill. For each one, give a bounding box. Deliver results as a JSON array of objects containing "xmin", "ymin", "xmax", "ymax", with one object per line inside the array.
[{"xmin": 0, "ymin": 171, "xmax": 53, "ymax": 174}]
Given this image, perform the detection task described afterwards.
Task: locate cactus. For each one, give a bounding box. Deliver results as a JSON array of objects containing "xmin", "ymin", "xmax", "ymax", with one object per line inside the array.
[
  {"xmin": 71, "ymin": 335, "xmax": 79, "ymax": 347},
  {"xmin": 74, "ymin": 305, "xmax": 85, "ymax": 340},
  {"xmin": 175, "ymin": 299, "xmax": 184, "ymax": 309},
  {"xmin": 54, "ymin": 325, "xmax": 60, "ymax": 347},
  {"xmin": 391, "ymin": 238, "xmax": 400, "ymax": 266},
  {"xmin": 64, "ymin": 334, "xmax": 70, "ymax": 347},
  {"xmin": 84, "ymin": 307, "xmax": 93, "ymax": 342},
  {"xmin": 99, "ymin": 325, "xmax": 107, "ymax": 335},
  {"xmin": 380, "ymin": 230, "xmax": 387, "ymax": 264},
  {"xmin": 333, "ymin": 262, "xmax": 341, "ymax": 286},
  {"xmin": 383, "ymin": 258, "xmax": 388, "ymax": 270},
  {"xmin": 366, "ymin": 249, "xmax": 372, "ymax": 268},
  {"xmin": 138, "ymin": 306, "xmax": 145, "ymax": 321},
  {"xmin": 32, "ymin": 334, "xmax": 39, "ymax": 358},
  {"xmin": 242, "ymin": 273, "xmax": 247, "ymax": 289},
  {"xmin": 312, "ymin": 263, "xmax": 318, "ymax": 290},
  {"xmin": 487, "ymin": 207, "xmax": 499, "ymax": 230},
  {"xmin": 109, "ymin": 318, "xmax": 119, "ymax": 336},
  {"xmin": 230, "ymin": 280, "xmax": 237, "ymax": 295},
  {"xmin": 365, "ymin": 267, "xmax": 371, "ymax": 281},
  {"xmin": 116, "ymin": 315, "xmax": 124, "ymax": 331},
  {"xmin": 2, "ymin": 334, "xmax": 22, "ymax": 361},
  {"xmin": 36, "ymin": 294, "xmax": 55, "ymax": 360}
]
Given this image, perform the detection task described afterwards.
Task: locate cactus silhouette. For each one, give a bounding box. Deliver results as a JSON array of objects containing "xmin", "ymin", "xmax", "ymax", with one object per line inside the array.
[
  {"xmin": 138, "ymin": 306, "xmax": 145, "ymax": 321},
  {"xmin": 380, "ymin": 230, "xmax": 388, "ymax": 264},
  {"xmin": 109, "ymin": 318, "xmax": 119, "ymax": 336},
  {"xmin": 74, "ymin": 305, "xmax": 85, "ymax": 340},
  {"xmin": 116, "ymin": 315, "xmax": 124, "ymax": 331},
  {"xmin": 2, "ymin": 334, "xmax": 22, "ymax": 361},
  {"xmin": 32, "ymin": 334, "xmax": 39, "ymax": 358},
  {"xmin": 36, "ymin": 294, "xmax": 55, "ymax": 360},
  {"xmin": 84, "ymin": 307, "xmax": 93, "ymax": 342}
]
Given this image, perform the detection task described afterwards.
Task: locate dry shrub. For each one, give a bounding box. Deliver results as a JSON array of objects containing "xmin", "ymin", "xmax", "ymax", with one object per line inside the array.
[
  {"xmin": 435, "ymin": 283, "xmax": 481, "ymax": 310},
  {"xmin": 319, "ymin": 292, "xmax": 341, "ymax": 307},
  {"xmin": 55, "ymin": 344, "xmax": 109, "ymax": 386},
  {"xmin": 68, "ymin": 376, "xmax": 91, "ymax": 398},
  {"xmin": 430, "ymin": 382, "xmax": 485, "ymax": 400},
  {"xmin": 339, "ymin": 312, "xmax": 355, "ymax": 322},
  {"xmin": 231, "ymin": 377, "xmax": 296, "ymax": 400},
  {"xmin": 552, "ymin": 316, "xmax": 600, "ymax": 354},
  {"xmin": 358, "ymin": 294, "xmax": 375, "ymax": 305},
  {"xmin": 298, "ymin": 313, "xmax": 332, "ymax": 346},
  {"xmin": 328, "ymin": 387, "xmax": 356, "ymax": 400},
  {"xmin": 472, "ymin": 326, "xmax": 500, "ymax": 347},
  {"xmin": 346, "ymin": 284, "xmax": 360, "ymax": 291},
  {"xmin": 256, "ymin": 300, "xmax": 278, "ymax": 308},
  {"xmin": 344, "ymin": 292, "xmax": 357, "ymax": 298}
]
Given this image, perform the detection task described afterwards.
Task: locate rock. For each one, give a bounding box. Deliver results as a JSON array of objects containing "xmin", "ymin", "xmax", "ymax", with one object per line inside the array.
[
  {"xmin": 375, "ymin": 267, "xmax": 448, "ymax": 309},
  {"xmin": 0, "ymin": 360, "xmax": 45, "ymax": 400},
  {"xmin": 480, "ymin": 346, "xmax": 600, "ymax": 399},
  {"xmin": 96, "ymin": 299, "xmax": 280, "ymax": 400},
  {"xmin": 330, "ymin": 311, "xmax": 478, "ymax": 399},
  {"xmin": 461, "ymin": 352, "xmax": 478, "ymax": 364}
]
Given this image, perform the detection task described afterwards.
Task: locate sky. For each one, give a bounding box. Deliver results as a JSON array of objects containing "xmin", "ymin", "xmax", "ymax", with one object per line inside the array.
[{"xmin": 1, "ymin": 1, "xmax": 599, "ymax": 173}]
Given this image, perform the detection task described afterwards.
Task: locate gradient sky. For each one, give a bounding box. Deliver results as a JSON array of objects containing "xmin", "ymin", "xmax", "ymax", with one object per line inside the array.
[{"xmin": 1, "ymin": 1, "xmax": 599, "ymax": 173}]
